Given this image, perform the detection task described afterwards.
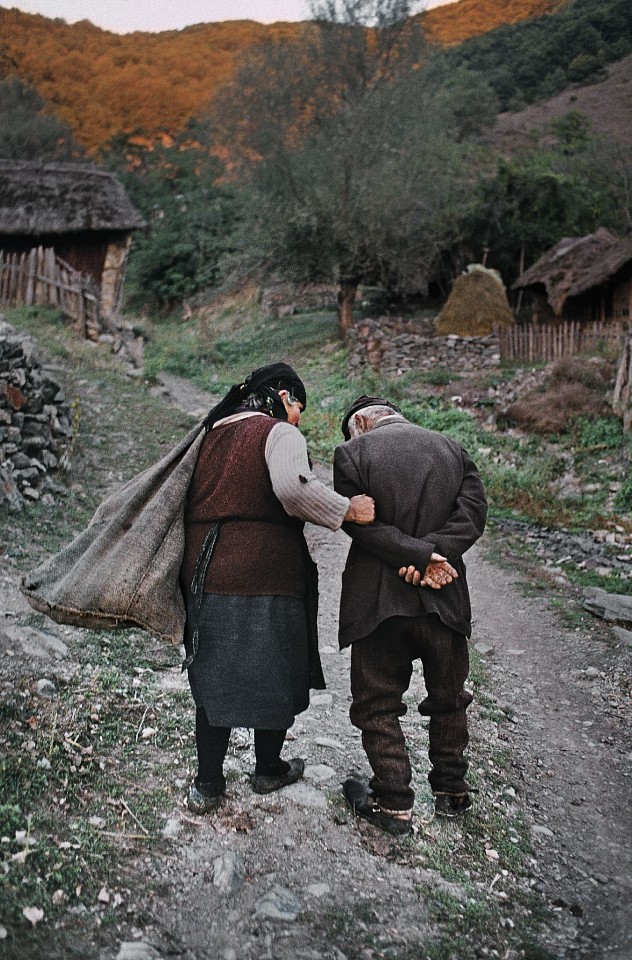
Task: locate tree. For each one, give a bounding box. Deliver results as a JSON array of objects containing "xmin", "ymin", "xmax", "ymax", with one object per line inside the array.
[
  {"xmin": 214, "ymin": 0, "xmax": 495, "ymax": 334},
  {"xmin": 0, "ymin": 77, "xmax": 79, "ymax": 159},
  {"xmin": 465, "ymin": 116, "xmax": 625, "ymax": 290},
  {"xmin": 103, "ymin": 125, "xmax": 241, "ymax": 310}
]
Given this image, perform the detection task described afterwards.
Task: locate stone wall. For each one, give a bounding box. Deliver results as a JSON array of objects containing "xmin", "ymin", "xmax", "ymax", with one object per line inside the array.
[
  {"xmin": 347, "ymin": 317, "xmax": 502, "ymax": 378},
  {"xmin": 0, "ymin": 319, "xmax": 72, "ymax": 511}
]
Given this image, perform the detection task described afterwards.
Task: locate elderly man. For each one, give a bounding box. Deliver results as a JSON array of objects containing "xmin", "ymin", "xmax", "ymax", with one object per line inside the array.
[{"xmin": 333, "ymin": 396, "xmax": 488, "ymax": 835}]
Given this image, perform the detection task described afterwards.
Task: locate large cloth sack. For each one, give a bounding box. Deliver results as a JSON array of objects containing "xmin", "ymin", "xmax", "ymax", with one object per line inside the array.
[{"xmin": 20, "ymin": 424, "xmax": 205, "ymax": 645}]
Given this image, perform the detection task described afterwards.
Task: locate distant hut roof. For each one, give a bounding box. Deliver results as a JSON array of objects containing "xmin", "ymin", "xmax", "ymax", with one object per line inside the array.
[
  {"xmin": 0, "ymin": 160, "xmax": 146, "ymax": 236},
  {"xmin": 513, "ymin": 228, "xmax": 632, "ymax": 317},
  {"xmin": 436, "ymin": 265, "xmax": 514, "ymax": 336}
]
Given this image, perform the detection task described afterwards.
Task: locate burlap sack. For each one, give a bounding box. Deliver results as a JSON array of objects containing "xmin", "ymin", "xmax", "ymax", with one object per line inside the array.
[{"xmin": 20, "ymin": 423, "xmax": 205, "ymax": 645}]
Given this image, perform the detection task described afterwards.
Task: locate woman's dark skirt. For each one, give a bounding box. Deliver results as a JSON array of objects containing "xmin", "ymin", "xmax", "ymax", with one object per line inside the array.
[{"xmin": 185, "ymin": 593, "xmax": 310, "ymax": 729}]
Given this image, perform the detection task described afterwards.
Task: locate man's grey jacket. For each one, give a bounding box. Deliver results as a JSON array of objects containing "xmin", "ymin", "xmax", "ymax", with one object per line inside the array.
[{"xmin": 333, "ymin": 418, "xmax": 488, "ymax": 647}]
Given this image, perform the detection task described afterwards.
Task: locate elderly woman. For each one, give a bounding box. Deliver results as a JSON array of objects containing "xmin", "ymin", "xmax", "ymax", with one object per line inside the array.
[{"xmin": 181, "ymin": 362, "xmax": 374, "ymax": 813}]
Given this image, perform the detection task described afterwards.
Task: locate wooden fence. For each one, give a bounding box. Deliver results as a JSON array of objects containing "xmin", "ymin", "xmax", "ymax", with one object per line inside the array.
[
  {"xmin": 496, "ymin": 319, "xmax": 626, "ymax": 362},
  {"xmin": 0, "ymin": 247, "xmax": 100, "ymax": 338}
]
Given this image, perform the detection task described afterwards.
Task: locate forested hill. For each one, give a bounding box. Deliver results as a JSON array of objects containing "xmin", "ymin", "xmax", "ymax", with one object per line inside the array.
[{"xmin": 0, "ymin": 0, "xmax": 561, "ymax": 151}]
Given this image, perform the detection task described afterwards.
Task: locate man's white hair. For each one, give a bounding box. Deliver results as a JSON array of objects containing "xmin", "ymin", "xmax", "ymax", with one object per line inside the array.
[{"xmin": 347, "ymin": 404, "xmax": 402, "ymax": 437}]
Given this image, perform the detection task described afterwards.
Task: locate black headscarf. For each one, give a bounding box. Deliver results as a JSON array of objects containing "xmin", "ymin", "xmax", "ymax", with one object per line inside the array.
[
  {"xmin": 340, "ymin": 395, "xmax": 402, "ymax": 440},
  {"xmin": 203, "ymin": 362, "xmax": 307, "ymax": 431}
]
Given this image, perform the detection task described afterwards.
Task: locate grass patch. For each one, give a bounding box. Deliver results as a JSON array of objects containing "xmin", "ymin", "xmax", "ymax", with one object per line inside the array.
[{"xmin": 0, "ymin": 656, "xmax": 188, "ymax": 938}]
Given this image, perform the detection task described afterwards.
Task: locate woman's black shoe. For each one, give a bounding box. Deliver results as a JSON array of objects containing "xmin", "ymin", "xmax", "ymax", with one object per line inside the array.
[
  {"xmin": 250, "ymin": 758, "xmax": 305, "ymax": 794},
  {"xmin": 187, "ymin": 776, "xmax": 226, "ymax": 814}
]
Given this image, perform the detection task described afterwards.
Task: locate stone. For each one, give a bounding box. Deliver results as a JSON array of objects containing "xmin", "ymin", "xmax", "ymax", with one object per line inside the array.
[
  {"xmin": 313, "ymin": 737, "xmax": 345, "ymax": 750},
  {"xmin": 213, "ymin": 852, "xmax": 245, "ymax": 897},
  {"xmin": 161, "ymin": 818, "xmax": 182, "ymax": 839},
  {"xmin": 474, "ymin": 641, "xmax": 494, "ymax": 655},
  {"xmin": 310, "ymin": 693, "xmax": 333, "ymax": 708},
  {"xmin": 116, "ymin": 945, "xmax": 162, "ymax": 960},
  {"xmin": 254, "ymin": 885, "xmax": 302, "ymax": 922},
  {"xmin": 531, "ymin": 825, "xmax": 554, "ymax": 838},
  {"xmin": 307, "ymin": 882, "xmax": 330, "ymax": 897},
  {"xmin": 583, "ymin": 588, "xmax": 632, "ymax": 626},
  {"xmin": 36, "ymin": 678, "xmax": 56, "ymax": 697},
  {"xmin": 283, "ymin": 783, "xmax": 328, "ymax": 808},
  {"xmin": 304, "ymin": 764, "xmax": 336, "ymax": 783},
  {"xmin": 612, "ymin": 626, "xmax": 632, "ymax": 647}
]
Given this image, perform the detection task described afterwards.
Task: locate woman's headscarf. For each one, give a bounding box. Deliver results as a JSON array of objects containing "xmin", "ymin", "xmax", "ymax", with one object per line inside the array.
[{"xmin": 203, "ymin": 362, "xmax": 307, "ymax": 431}]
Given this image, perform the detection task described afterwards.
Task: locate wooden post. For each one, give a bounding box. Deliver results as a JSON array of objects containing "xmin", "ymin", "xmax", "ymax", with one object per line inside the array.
[
  {"xmin": 34, "ymin": 246, "xmax": 45, "ymax": 305},
  {"xmin": 337, "ymin": 278, "xmax": 359, "ymax": 337},
  {"xmin": 16, "ymin": 252, "xmax": 25, "ymax": 305},
  {"xmin": 613, "ymin": 328, "xmax": 632, "ymax": 431},
  {"xmin": 8, "ymin": 252, "xmax": 15, "ymax": 303},
  {"xmin": 46, "ymin": 247, "xmax": 58, "ymax": 307},
  {"xmin": 25, "ymin": 249, "xmax": 36, "ymax": 305}
]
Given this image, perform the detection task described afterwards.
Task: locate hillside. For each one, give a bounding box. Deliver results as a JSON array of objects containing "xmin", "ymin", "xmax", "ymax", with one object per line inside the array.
[
  {"xmin": 0, "ymin": 0, "xmax": 561, "ymax": 152},
  {"xmin": 493, "ymin": 52, "xmax": 632, "ymax": 149},
  {"xmin": 423, "ymin": 0, "xmax": 563, "ymax": 46}
]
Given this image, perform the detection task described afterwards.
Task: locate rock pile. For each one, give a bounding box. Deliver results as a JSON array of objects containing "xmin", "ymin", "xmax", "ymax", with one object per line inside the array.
[
  {"xmin": 347, "ymin": 317, "xmax": 502, "ymax": 377},
  {"xmin": 491, "ymin": 517, "xmax": 632, "ymax": 579},
  {"xmin": 0, "ymin": 319, "xmax": 72, "ymax": 511}
]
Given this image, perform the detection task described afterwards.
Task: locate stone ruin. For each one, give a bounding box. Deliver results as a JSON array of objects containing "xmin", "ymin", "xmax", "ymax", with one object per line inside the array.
[{"xmin": 0, "ymin": 318, "xmax": 72, "ymax": 511}]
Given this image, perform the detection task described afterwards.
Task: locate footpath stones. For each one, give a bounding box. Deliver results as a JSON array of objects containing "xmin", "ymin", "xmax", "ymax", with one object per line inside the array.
[
  {"xmin": 253, "ymin": 885, "xmax": 302, "ymax": 922},
  {"xmin": 0, "ymin": 318, "xmax": 72, "ymax": 510},
  {"xmin": 116, "ymin": 943, "xmax": 162, "ymax": 960},
  {"xmin": 213, "ymin": 852, "xmax": 245, "ymax": 897}
]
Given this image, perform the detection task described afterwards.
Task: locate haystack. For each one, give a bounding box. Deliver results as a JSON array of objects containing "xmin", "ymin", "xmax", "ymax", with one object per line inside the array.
[{"xmin": 436, "ymin": 265, "xmax": 514, "ymax": 336}]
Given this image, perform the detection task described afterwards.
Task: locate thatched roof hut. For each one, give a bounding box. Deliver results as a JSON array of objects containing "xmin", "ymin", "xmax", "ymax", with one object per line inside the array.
[
  {"xmin": 436, "ymin": 264, "xmax": 514, "ymax": 336},
  {"xmin": 0, "ymin": 160, "xmax": 145, "ymax": 317},
  {"xmin": 513, "ymin": 228, "xmax": 632, "ymax": 323},
  {"xmin": 0, "ymin": 160, "xmax": 145, "ymax": 236}
]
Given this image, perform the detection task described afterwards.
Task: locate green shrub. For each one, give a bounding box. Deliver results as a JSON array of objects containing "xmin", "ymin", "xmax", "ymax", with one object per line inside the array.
[
  {"xmin": 615, "ymin": 468, "xmax": 632, "ymax": 512},
  {"xmin": 570, "ymin": 415, "xmax": 624, "ymax": 450}
]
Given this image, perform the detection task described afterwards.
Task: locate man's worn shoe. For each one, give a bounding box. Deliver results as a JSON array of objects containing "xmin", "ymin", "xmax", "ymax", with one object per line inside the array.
[
  {"xmin": 342, "ymin": 778, "xmax": 413, "ymax": 837},
  {"xmin": 433, "ymin": 792, "xmax": 472, "ymax": 818},
  {"xmin": 187, "ymin": 776, "xmax": 226, "ymax": 814},
  {"xmin": 250, "ymin": 758, "xmax": 305, "ymax": 794}
]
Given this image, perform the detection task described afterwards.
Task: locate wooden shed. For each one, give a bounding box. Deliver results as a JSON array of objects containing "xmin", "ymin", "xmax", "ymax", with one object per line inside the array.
[
  {"xmin": 513, "ymin": 228, "xmax": 632, "ymax": 327},
  {"xmin": 0, "ymin": 159, "xmax": 145, "ymax": 318}
]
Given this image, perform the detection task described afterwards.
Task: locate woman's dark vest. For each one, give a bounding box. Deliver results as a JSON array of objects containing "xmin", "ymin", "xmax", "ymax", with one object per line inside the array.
[{"xmin": 181, "ymin": 415, "xmax": 306, "ymax": 597}]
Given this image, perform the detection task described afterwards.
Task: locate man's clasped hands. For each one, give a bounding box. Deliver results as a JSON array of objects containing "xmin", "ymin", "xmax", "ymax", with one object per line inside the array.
[
  {"xmin": 399, "ymin": 554, "xmax": 458, "ymax": 590},
  {"xmin": 351, "ymin": 492, "xmax": 458, "ymax": 592}
]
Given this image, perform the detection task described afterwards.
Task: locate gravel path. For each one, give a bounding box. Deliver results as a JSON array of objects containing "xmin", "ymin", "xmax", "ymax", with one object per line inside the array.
[
  {"xmin": 129, "ymin": 377, "xmax": 632, "ymax": 960},
  {"xmin": 105, "ymin": 515, "xmax": 629, "ymax": 960}
]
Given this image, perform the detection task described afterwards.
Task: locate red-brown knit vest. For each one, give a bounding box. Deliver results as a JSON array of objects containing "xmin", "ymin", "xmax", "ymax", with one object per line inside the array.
[{"xmin": 181, "ymin": 415, "xmax": 306, "ymax": 597}]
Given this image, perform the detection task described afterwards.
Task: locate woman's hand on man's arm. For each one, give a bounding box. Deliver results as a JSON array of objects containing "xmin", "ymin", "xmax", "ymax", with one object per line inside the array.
[{"xmin": 344, "ymin": 495, "xmax": 375, "ymax": 525}]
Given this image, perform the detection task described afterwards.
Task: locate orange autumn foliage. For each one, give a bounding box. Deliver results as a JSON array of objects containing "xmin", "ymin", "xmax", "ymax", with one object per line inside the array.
[
  {"xmin": 423, "ymin": 0, "xmax": 564, "ymax": 47},
  {"xmin": 0, "ymin": 0, "xmax": 560, "ymax": 153}
]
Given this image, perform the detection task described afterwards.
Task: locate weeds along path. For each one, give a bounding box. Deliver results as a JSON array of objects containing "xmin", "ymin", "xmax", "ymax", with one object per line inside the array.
[{"xmin": 1, "ymin": 367, "xmax": 630, "ymax": 960}]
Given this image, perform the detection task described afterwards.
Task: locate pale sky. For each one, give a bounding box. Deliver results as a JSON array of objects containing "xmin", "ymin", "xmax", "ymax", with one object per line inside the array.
[{"xmin": 4, "ymin": 0, "xmax": 454, "ymax": 33}]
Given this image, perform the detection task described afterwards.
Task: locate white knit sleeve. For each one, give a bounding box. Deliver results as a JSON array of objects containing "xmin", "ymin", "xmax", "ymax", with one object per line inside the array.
[{"xmin": 265, "ymin": 422, "xmax": 350, "ymax": 530}]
